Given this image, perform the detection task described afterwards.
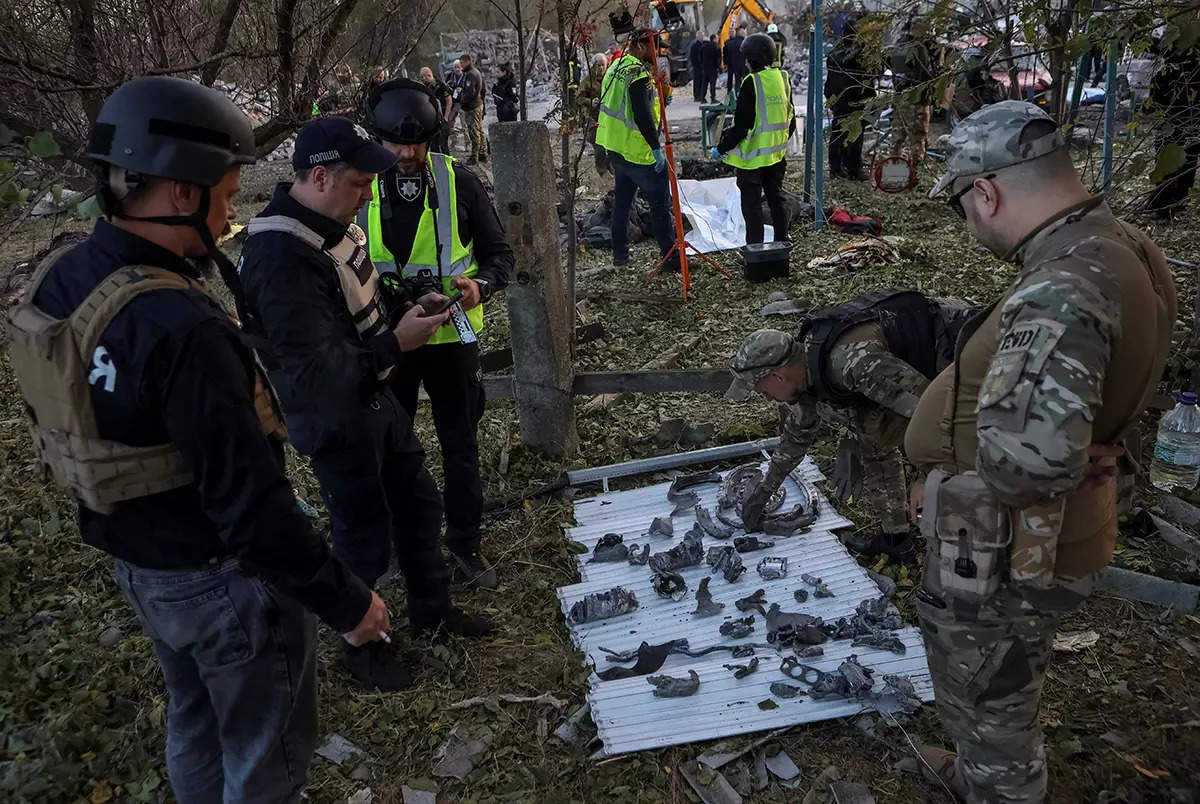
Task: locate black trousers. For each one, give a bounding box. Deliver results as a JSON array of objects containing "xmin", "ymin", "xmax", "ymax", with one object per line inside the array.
[
  {"xmin": 692, "ymin": 68, "xmax": 704, "ymax": 101},
  {"xmin": 310, "ymin": 391, "xmax": 450, "ymax": 622},
  {"xmin": 702, "ymin": 72, "xmax": 719, "ymax": 103},
  {"xmin": 737, "ymin": 159, "xmax": 789, "ymax": 245},
  {"xmin": 829, "ymin": 112, "xmax": 865, "ymax": 178},
  {"xmin": 1147, "ymin": 136, "xmax": 1200, "ymax": 214},
  {"xmin": 393, "ymin": 340, "xmax": 486, "ymax": 553}
]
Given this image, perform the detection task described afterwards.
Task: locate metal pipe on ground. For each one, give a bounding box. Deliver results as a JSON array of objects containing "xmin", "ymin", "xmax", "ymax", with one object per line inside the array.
[
  {"xmin": 565, "ymin": 437, "xmax": 782, "ymax": 486},
  {"xmin": 1098, "ymin": 565, "xmax": 1200, "ymax": 611}
]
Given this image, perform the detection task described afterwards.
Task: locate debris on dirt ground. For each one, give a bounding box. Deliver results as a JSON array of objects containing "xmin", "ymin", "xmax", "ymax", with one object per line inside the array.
[
  {"xmin": 648, "ymin": 669, "xmax": 701, "ymax": 698},
  {"xmin": 401, "ymin": 784, "xmax": 438, "ymax": 804},
  {"xmin": 694, "ymin": 577, "xmax": 727, "ymax": 617},
  {"xmin": 757, "ymin": 556, "xmax": 788, "ymax": 580},
  {"xmin": 553, "ymin": 703, "xmax": 595, "ymax": 747},
  {"xmin": 735, "ymin": 589, "xmax": 768, "ymax": 616},
  {"xmin": 568, "ymin": 587, "xmax": 639, "ymax": 624},
  {"xmin": 679, "ymin": 759, "xmax": 744, "ymax": 804},
  {"xmin": 346, "ymin": 788, "xmax": 374, "ymax": 804},
  {"xmin": 449, "ymin": 692, "xmax": 568, "ymax": 710},
  {"xmin": 316, "ymin": 734, "xmax": 365, "ymax": 765},
  {"xmin": 720, "ymin": 617, "xmax": 756, "ymax": 639},
  {"xmin": 707, "ymin": 545, "xmax": 747, "ymax": 582},
  {"xmin": 587, "ymin": 533, "xmax": 629, "ymax": 563},
  {"xmin": 350, "ymin": 763, "xmax": 373, "ymax": 782},
  {"xmin": 652, "ymin": 570, "xmax": 689, "ymax": 601},
  {"xmin": 827, "ymin": 782, "xmax": 876, "ymax": 804},
  {"xmin": 30, "ymin": 188, "xmax": 82, "ymax": 217},
  {"xmin": 800, "ymin": 766, "xmax": 844, "ymax": 804},
  {"xmin": 432, "ymin": 725, "xmax": 492, "ymax": 780},
  {"xmin": 761, "ymin": 297, "xmax": 813, "ymax": 316},
  {"xmin": 872, "ymin": 674, "xmax": 923, "ymax": 716},
  {"xmin": 649, "ymin": 516, "xmax": 674, "ymax": 539},
  {"xmin": 97, "ymin": 625, "xmax": 122, "ymax": 648},
  {"xmin": 656, "ymin": 417, "xmax": 688, "ymax": 446},
  {"xmin": 723, "ymin": 657, "xmax": 759, "ymax": 679},
  {"xmin": 1053, "ymin": 630, "xmax": 1101, "ymax": 652},
  {"xmin": 806, "ymin": 237, "xmax": 900, "ymax": 273},
  {"xmin": 866, "ymin": 569, "xmax": 897, "ymax": 599},
  {"xmin": 761, "ymin": 746, "xmax": 801, "ymax": 781}
]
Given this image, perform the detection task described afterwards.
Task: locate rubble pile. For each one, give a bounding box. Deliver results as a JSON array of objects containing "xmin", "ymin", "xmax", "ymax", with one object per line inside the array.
[{"xmin": 439, "ymin": 29, "xmax": 560, "ymax": 84}]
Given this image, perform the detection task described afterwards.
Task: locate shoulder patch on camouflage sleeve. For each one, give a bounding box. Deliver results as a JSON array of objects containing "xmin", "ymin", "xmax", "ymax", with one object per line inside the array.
[{"xmin": 980, "ymin": 318, "xmax": 1066, "ymax": 410}]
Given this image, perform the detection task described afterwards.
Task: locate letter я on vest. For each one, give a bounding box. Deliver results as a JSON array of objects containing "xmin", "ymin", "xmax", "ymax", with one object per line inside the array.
[
  {"xmin": 595, "ymin": 53, "xmax": 662, "ymax": 166},
  {"xmin": 4, "ymin": 221, "xmax": 372, "ymax": 633},
  {"xmin": 723, "ymin": 68, "xmax": 793, "ymax": 170},
  {"xmin": 360, "ymin": 152, "xmax": 482, "ymax": 345},
  {"xmin": 906, "ymin": 197, "xmax": 1177, "ymax": 586}
]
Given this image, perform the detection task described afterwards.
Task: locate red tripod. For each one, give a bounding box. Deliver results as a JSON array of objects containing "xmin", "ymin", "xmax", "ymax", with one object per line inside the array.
[{"xmin": 643, "ymin": 36, "xmax": 729, "ymax": 301}]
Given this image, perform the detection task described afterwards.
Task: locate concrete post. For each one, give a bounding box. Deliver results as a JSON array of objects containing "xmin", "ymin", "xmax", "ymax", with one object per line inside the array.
[{"xmin": 490, "ymin": 121, "xmax": 578, "ymax": 457}]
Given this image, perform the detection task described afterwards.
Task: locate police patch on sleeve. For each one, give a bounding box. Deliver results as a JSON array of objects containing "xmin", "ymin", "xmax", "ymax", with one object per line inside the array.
[{"xmin": 979, "ymin": 318, "xmax": 1066, "ymax": 410}]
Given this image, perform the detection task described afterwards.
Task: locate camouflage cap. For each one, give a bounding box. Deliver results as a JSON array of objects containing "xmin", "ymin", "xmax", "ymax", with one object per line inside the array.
[
  {"xmin": 726, "ymin": 329, "xmax": 796, "ymax": 402},
  {"xmin": 929, "ymin": 100, "xmax": 1065, "ymax": 198}
]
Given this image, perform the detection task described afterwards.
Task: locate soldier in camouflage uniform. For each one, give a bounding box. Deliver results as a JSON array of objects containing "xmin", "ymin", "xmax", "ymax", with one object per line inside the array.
[
  {"xmin": 726, "ymin": 289, "xmax": 977, "ymax": 563},
  {"xmin": 908, "ymin": 100, "xmax": 1177, "ymax": 802}
]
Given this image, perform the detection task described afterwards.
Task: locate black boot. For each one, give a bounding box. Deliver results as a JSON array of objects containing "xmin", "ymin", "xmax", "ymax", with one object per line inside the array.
[
  {"xmin": 843, "ymin": 529, "xmax": 917, "ymax": 565},
  {"xmin": 448, "ymin": 545, "xmax": 499, "ymax": 589},
  {"xmin": 341, "ymin": 640, "xmax": 414, "ymax": 691},
  {"xmin": 412, "ymin": 606, "xmax": 494, "ymax": 639}
]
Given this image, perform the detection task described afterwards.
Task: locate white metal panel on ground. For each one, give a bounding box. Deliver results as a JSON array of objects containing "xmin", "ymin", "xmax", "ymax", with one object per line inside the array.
[{"xmin": 556, "ymin": 460, "xmax": 934, "ymax": 756}]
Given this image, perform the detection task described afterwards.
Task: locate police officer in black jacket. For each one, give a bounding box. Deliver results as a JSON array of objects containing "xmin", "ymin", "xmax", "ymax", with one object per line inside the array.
[
  {"xmin": 238, "ymin": 117, "xmax": 493, "ymax": 692},
  {"xmin": 9, "ymin": 77, "xmax": 389, "ymax": 803},
  {"xmin": 361, "ymin": 80, "xmax": 514, "ymax": 589}
]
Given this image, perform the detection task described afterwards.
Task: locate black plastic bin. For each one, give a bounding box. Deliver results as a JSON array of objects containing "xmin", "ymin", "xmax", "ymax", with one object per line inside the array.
[{"xmin": 741, "ymin": 242, "xmax": 790, "ymax": 282}]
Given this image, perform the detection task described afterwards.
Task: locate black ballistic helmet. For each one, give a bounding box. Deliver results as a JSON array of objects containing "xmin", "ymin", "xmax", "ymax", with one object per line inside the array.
[
  {"xmin": 87, "ymin": 75, "xmax": 256, "ymax": 187},
  {"xmin": 741, "ymin": 33, "xmax": 778, "ymax": 69},
  {"xmin": 366, "ymin": 79, "xmax": 443, "ymax": 145}
]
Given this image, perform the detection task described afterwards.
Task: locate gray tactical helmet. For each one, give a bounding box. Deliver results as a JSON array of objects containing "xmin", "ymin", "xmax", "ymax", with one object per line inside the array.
[{"xmin": 87, "ymin": 76, "xmax": 256, "ymax": 187}]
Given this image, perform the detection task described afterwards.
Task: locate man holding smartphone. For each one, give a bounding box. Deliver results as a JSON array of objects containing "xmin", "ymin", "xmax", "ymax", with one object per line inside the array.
[
  {"xmin": 239, "ymin": 116, "xmax": 492, "ymax": 692},
  {"xmin": 361, "ymin": 79, "xmax": 513, "ymax": 590}
]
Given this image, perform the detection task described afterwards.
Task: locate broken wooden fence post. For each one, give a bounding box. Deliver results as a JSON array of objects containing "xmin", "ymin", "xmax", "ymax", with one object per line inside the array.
[{"xmin": 490, "ymin": 121, "xmax": 578, "ymax": 457}]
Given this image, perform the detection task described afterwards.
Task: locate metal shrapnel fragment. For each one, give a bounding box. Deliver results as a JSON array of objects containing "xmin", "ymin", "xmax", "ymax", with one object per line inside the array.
[
  {"xmin": 695, "ymin": 505, "xmax": 736, "ymax": 539},
  {"xmin": 627, "ymin": 543, "xmax": 650, "ymax": 565},
  {"xmin": 587, "ymin": 533, "xmax": 629, "ymax": 563},
  {"xmin": 795, "ymin": 644, "xmax": 824, "ymax": 659},
  {"xmin": 873, "ymin": 673, "xmax": 922, "ymax": 716},
  {"xmin": 793, "ymin": 589, "xmax": 809, "ymax": 604},
  {"xmin": 568, "ymin": 587, "xmax": 639, "ymax": 624},
  {"xmin": 760, "ymin": 501, "xmax": 819, "ymax": 536},
  {"xmin": 718, "ymin": 463, "xmax": 785, "ymax": 513},
  {"xmin": 853, "ymin": 632, "xmax": 907, "ymax": 655},
  {"xmin": 770, "ymin": 682, "xmax": 805, "ymax": 699},
  {"xmin": 652, "ymin": 570, "xmax": 689, "ymax": 601},
  {"xmin": 668, "ymin": 469, "xmax": 722, "ymax": 495},
  {"xmin": 706, "ymin": 545, "xmax": 746, "ymax": 582},
  {"xmin": 757, "ymin": 556, "xmax": 788, "ymax": 580},
  {"xmin": 733, "ymin": 536, "xmax": 774, "ymax": 553},
  {"xmin": 670, "ymin": 490, "xmax": 700, "ymax": 516},
  {"xmin": 649, "ymin": 516, "xmax": 674, "ymax": 539},
  {"xmin": 719, "ymin": 616, "xmax": 755, "ymax": 639},
  {"xmin": 647, "ymin": 669, "xmax": 701, "ymax": 698},
  {"xmin": 723, "ymin": 657, "xmax": 759, "ymax": 679},
  {"xmin": 735, "ymin": 588, "xmax": 767, "ymax": 617},
  {"xmin": 838, "ymin": 655, "xmax": 876, "ymax": 700},
  {"xmin": 801, "ymin": 573, "xmax": 835, "ymax": 598},
  {"xmin": 693, "ymin": 576, "xmax": 726, "ymax": 618},
  {"xmin": 650, "ymin": 530, "xmax": 705, "ymax": 573}
]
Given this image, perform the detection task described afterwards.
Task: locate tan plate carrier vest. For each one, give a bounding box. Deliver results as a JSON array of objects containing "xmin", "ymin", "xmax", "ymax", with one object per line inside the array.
[{"xmin": 5, "ymin": 246, "xmax": 287, "ymax": 515}]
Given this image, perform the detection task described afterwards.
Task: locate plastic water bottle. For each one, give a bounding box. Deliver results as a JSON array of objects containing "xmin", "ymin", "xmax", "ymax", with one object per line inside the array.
[{"xmin": 1150, "ymin": 392, "xmax": 1200, "ymax": 491}]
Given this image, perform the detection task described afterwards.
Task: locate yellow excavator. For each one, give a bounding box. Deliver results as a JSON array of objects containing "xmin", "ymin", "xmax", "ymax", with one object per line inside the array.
[{"xmin": 651, "ymin": 0, "xmax": 776, "ymax": 86}]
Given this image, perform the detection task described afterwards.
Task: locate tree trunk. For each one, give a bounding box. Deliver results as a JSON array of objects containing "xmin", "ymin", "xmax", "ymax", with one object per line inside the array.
[
  {"xmin": 67, "ymin": 0, "xmax": 103, "ymax": 122},
  {"xmin": 557, "ymin": 0, "xmax": 576, "ymax": 330},
  {"xmin": 202, "ymin": 0, "xmax": 245, "ymax": 86},
  {"xmin": 516, "ymin": 0, "xmax": 528, "ymax": 121}
]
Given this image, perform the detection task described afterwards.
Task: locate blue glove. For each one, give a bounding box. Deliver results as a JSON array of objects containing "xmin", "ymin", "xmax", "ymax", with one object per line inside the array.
[
  {"xmin": 710, "ymin": 147, "xmax": 721, "ymax": 160},
  {"xmin": 652, "ymin": 148, "xmax": 667, "ymax": 173}
]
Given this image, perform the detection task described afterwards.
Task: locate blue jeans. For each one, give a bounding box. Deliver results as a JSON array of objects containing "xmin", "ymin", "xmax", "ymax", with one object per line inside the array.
[
  {"xmin": 114, "ymin": 558, "xmax": 318, "ymax": 804},
  {"xmin": 609, "ymin": 151, "xmax": 675, "ymax": 260}
]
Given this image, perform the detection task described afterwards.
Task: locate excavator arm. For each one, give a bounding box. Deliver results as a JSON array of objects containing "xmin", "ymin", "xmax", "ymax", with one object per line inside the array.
[{"xmin": 718, "ymin": 0, "xmax": 775, "ymax": 55}]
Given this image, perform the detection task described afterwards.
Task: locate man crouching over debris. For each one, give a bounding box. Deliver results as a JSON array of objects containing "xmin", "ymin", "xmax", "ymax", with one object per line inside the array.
[
  {"xmin": 725, "ymin": 290, "xmax": 977, "ymax": 563},
  {"xmin": 238, "ymin": 116, "xmax": 492, "ymax": 692},
  {"xmin": 908, "ymin": 101, "xmax": 1176, "ymax": 802}
]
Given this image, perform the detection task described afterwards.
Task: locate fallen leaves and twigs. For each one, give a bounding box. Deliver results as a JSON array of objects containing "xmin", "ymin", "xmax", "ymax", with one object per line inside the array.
[
  {"xmin": 448, "ymin": 692, "xmax": 569, "ymax": 710},
  {"xmin": 582, "ymin": 335, "xmax": 699, "ymax": 412},
  {"xmin": 1052, "ymin": 630, "xmax": 1101, "ymax": 653},
  {"xmin": 806, "ymin": 237, "xmax": 900, "ymax": 273}
]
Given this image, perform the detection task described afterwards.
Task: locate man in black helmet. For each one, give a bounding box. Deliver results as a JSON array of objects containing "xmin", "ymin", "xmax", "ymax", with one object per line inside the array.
[
  {"xmin": 7, "ymin": 77, "xmax": 389, "ymax": 802},
  {"xmin": 362, "ymin": 79, "xmax": 513, "ymax": 589},
  {"xmin": 238, "ymin": 116, "xmax": 494, "ymax": 692},
  {"xmin": 713, "ymin": 33, "xmax": 796, "ymax": 245}
]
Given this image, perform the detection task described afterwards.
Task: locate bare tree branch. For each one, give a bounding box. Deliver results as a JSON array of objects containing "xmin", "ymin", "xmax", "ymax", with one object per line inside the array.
[{"xmin": 201, "ymin": 0, "xmax": 245, "ymax": 86}]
